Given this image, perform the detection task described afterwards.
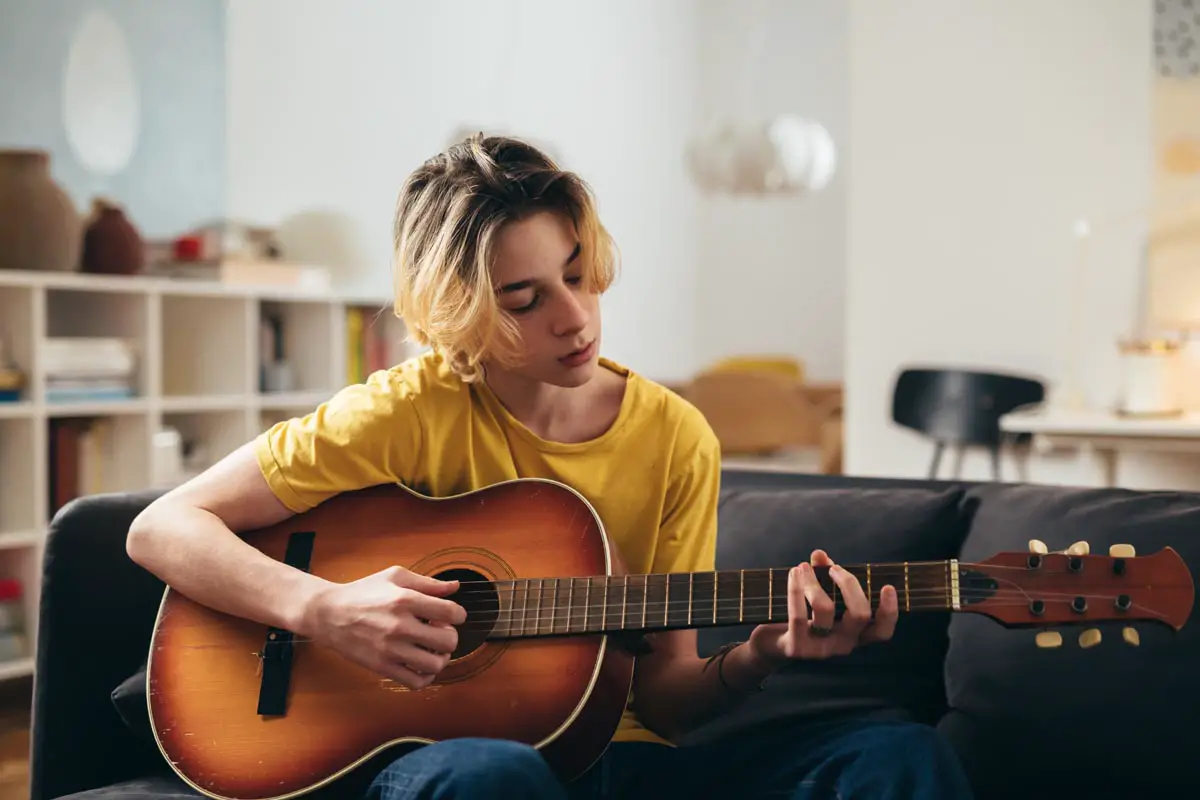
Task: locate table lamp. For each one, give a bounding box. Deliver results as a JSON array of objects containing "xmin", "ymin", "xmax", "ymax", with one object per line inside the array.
[
  {"xmin": 1064, "ymin": 184, "xmax": 1200, "ymax": 418},
  {"xmin": 1141, "ymin": 206, "xmax": 1200, "ymax": 415}
]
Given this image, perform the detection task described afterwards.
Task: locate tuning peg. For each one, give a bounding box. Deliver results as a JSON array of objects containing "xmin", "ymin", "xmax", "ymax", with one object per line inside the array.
[
  {"xmin": 1122, "ymin": 626, "xmax": 1140, "ymax": 647},
  {"xmin": 1028, "ymin": 539, "xmax": 1048, "ymax": 555},
  {"xmin": 1109, "ymin": 544, "xmax": 1136, "ymax": 558},
  {"xmin": 1065, "ymin": 541, "xmax": 1090, "ymax": 556},
  {"xmin": 1035, "ymin": 631, "xmax": 1062, "ymax": 649},
  {"xmin": 1079, "ymin": 628, "xmax": 1102, "ymax": 648}
]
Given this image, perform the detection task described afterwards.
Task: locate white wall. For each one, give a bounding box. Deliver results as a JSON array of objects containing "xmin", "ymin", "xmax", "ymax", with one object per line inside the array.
[
  {"xmin": 843, "ymin": 0, "xmax": 1197, "ymax": 488},
  {"xmin": 695, "ymin": 0, "xmax": 848, "ymax": 381},
  {"xmin": 225, "ymin": 0, "xmax": 702, "ymax": 382}
]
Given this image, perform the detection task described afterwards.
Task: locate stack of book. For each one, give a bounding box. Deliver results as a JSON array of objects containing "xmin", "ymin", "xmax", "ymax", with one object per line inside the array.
[
  {"xmin": 48, "ymin": 417, "xmax": 115, "ymax": 516},
  {"xmin": 43, "ymin": 338, "xmax": 137, "ymax": 404}
]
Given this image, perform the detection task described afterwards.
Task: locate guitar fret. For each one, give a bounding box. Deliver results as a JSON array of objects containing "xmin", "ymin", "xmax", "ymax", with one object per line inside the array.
[
  {"xmin": 554, "ymin": 578, "xmax": 562, "ymax": 634},
  {"xmin": 688, "ymin": 573, "xmax": 693, "ymax": 625},
  {"xmin": 584, "ymin": 579, "xmax": 591, "ymax": 632},
  {"xmin": 522, "ymin": 579, "xmax": 530, "ymax": 637},
  {"xmin": 566, "ymin": 577, "xmax": 573, "ymax": 633},
  {"xmin": 664, "ymin": 577, "xmax": 670, "ymax": 627},
  {"xmin": 904, "ymin": 562, "xmax": 910, "ymax": 612},
  {"xmin": 602, "ymin": 578, "xmax": 608, "ymax": 630},
  {"xmin": 495, "ymin": 560, "xmax": 957, "ymax": 640},
  {"xmin": 641, "ymin": 575, "xmax": 648, "ymax": 629},
  {"xmin": 533, "ymin": 578, "xmax": 541, "ymax": 634},
  {"xmin": 621, "ymin": 575, "xmax": 628, "ymax": 629}
]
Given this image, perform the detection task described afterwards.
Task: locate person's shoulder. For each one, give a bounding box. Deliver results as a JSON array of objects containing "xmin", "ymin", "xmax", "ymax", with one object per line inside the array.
[
  {"xmin": 617, "ymin": 361, "xmax": 720, "ymax": 460},
  {"xmin": 320, "ymin": 349, "xmax": 467, "ymax": 422},
  {"xmin": 384, "ymin": 348, "xmax": 470, "ymax": 398}
]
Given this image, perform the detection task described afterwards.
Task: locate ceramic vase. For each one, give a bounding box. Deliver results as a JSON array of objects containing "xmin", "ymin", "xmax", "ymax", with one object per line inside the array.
[
  {"xmin": 0, "ymin": 150, "xmax": 82, "ymax": 272},
  {"xmin": 82, "ymin": 198, "xmax": 143, "ymax": 275}
]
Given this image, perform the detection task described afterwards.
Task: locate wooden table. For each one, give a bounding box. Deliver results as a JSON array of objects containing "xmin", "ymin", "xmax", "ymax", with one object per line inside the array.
[{"xmin": 999, "ymin": 406, "xmax": 1200, "ymax": 486}]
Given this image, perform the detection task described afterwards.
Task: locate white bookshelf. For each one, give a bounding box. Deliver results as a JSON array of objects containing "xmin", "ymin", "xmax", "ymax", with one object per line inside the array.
[{"xmin": 0, "ymin": 268, "xmax": 413, "ymax": 678}]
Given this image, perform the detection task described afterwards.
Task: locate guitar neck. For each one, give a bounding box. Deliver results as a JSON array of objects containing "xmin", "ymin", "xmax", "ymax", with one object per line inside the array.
[{"xmin": 484, "ymin": 561, "xmax": 959, "ymax": 640}]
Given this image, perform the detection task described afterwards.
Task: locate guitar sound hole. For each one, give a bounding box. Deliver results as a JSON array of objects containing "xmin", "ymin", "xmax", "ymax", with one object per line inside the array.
[{"xmin": 435, "ymin": 568, "xmax": 499, "ymax": 660}]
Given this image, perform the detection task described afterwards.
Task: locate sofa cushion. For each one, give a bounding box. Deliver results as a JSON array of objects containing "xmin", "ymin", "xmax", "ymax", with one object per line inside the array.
[
  {"xmin": 682, "ymin": 485, "xmax": 969, "ymax": 746},
  {"xmin": 941, "ymin": 483, "xmax": 1200, "ymax": 800}
]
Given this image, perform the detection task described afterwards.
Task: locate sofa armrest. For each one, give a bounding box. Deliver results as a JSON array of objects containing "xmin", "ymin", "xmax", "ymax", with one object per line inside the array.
[{"xmin": 30, "ymin": 489, "xmax": 168, "ymax": 800}]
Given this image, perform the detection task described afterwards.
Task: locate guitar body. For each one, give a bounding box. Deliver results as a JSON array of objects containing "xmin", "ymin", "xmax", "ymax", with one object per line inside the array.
[{"xmin": 146, "ymin": 479, "xmax": 635, "ymax": 800}]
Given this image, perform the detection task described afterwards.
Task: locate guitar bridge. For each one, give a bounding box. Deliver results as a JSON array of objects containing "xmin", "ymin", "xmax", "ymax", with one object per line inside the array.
[{"xmin": 256, "ymin": 530, "xmax": 315, "ymax": 717}]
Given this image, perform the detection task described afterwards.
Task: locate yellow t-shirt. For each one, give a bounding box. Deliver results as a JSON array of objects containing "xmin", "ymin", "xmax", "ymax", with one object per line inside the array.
[{"xmin": 253, "ymin": 349, "xmax": 721, "ymax": 745}]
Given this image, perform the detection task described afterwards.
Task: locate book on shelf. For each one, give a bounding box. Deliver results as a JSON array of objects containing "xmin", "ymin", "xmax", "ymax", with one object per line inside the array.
[
  {"xmin": 144, "ymin": 259, "xmax": 332, "ymax": 293},
  {"xmin": 43, "ymin": 338, "xmax": 136, "ymax": 403},
  {"xmin": 48, "ymin": 418, "xmax": 116, "ymax": 517},
  {"xmin": 345, "ymin": 306, "xmax": 402, "ymax": 385}
]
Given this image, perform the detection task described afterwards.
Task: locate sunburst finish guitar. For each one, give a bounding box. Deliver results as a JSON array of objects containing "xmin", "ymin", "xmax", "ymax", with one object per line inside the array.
[{"xmin": 145, "ymin": 478, "xmax": 1194, "ymax": 800}]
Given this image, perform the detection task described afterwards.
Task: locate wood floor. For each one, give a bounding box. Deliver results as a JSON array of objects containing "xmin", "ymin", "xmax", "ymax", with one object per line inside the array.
[{"xmin": 0, "ymin": 677, "xmax": 30, "ymax": 799}]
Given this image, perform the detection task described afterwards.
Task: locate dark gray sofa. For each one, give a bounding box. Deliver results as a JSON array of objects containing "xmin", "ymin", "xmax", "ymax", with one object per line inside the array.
[{"xmin": 29, "ymin": 469, "xmax": 1200, "ymax": 799}]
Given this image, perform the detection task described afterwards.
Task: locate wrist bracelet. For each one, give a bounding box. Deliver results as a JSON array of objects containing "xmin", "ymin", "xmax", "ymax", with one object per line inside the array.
[{"xmin": 704, "ymin": 641, "xmax": 767, "ymax": 694}]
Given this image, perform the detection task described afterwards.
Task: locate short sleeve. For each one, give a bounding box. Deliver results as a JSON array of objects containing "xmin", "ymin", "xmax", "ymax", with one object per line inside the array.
[
  {"xmin": 651, "ymin": 411, "xmax": 721, "ymax": 575},
  {"xmin": 253, "ymin": 369, "xmax": 423, "ymax": 513}
]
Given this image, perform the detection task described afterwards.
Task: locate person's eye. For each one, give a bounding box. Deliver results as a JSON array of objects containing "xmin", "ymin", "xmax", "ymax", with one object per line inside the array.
[{"xmin": 509, "ymin": 294, "xmax": 540, "ymax": 314}]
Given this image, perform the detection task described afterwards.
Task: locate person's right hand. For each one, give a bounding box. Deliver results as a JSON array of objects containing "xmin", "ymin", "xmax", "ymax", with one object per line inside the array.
[{"xmin": 300, "ymin": 566, "xmax": 467, "ymax": 689}]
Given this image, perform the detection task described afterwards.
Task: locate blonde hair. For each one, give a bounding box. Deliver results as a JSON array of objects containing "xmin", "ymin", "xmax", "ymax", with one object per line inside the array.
[{"xmin": 392, "ymin": 133, "xmax": 618, "ymax": 382}]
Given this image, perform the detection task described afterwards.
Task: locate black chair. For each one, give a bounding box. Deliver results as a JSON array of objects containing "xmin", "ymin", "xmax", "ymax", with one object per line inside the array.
[{"xmin": 890, "ymin": 368, "xmax": 1045, "ymax": 481}]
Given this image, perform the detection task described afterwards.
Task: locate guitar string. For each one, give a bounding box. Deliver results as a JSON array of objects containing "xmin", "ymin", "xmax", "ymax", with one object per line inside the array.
[
  {"xmin": 251, "ymin": 588, "xmax": 1165, "ymax": 645},
  {"xmin": 452, "ymin": 583, "xmax": 1154, "ymax": 605},
  {"xmin": 431, "ymin": 556, "xmax": 1153, "ymax": 587},
  {"xmin": 446, "ymin": 590, "xmax": 1170, "ymax": 632},
  {"xmin": 434, "ymin": 564, "xmax": 1158, "ymax": 590},
  {"xmin": 261, "ymin": 595, "xmax": 1164, "ymax": 648}
]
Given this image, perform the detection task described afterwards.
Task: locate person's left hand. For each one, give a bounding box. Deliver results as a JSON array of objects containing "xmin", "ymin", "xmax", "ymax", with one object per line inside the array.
[{"xmin": 746, "ymin": 549, "xmax": 899, "ymax": 670}]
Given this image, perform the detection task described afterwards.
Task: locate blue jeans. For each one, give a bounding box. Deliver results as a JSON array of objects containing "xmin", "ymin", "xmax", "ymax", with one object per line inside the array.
[{"xmin": 361, "ymin": 717, "xmax": 974, "ymax": 799}]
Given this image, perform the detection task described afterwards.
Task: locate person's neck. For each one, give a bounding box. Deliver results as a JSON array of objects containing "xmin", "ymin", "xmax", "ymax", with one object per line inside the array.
[{"xmin": 483, "ymin": 364, "xmax": 623, "ymax": 444}]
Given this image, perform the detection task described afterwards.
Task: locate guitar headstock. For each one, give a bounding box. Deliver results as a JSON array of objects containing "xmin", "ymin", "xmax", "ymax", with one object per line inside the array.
[{"xmin": 958, "ymin": 542, "xmax": 1194, "ymax": 648}]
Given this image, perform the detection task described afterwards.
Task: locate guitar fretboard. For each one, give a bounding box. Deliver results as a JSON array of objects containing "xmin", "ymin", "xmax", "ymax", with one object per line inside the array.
[{"xmin": 484, "ymin": 562, "xmax": 959, "ymax": 639}]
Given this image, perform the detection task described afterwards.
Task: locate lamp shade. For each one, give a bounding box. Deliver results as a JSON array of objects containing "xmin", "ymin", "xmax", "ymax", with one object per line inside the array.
[
  {"xmin": 1146, "ymin": 207, "xmax": 1200, "ymax": 331},
  {"xmin": 685, "ymin": 115, "xmax": 837, "ymax": 196}
]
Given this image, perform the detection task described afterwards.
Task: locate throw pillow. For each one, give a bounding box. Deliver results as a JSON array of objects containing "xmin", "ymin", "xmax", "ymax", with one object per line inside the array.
[
  {"xmin": 941, "ymin": 483, "xmax": 1200, "ymax": 799},
  {"xmin": 111, "ymin": 662, "xmax": 153, "ymax": 746},
  {"xmin": 681, "ymin": 484, "xmax": 969, "ymax": 746}
]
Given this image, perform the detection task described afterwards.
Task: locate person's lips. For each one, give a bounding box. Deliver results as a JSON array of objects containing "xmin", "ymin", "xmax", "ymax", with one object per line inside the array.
[{"xmin": 559, "ymin": 340, "xmax": 595, "ymax": 367}]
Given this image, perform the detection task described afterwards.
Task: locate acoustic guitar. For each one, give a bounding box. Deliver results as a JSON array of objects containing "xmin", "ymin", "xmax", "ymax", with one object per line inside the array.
[{"xmin": 144, "ymin": 478, "xmax": 1194, "ymax": 800}]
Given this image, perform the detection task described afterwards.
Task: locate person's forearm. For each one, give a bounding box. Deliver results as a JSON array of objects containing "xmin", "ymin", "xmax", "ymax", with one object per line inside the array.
[
  {"xmin": 635, "ymin": 642, "xmax": 777, "ymax": 740},
  {"xmin": 127, "ymin": 504, "xmax": 329, "ymax": 636}
]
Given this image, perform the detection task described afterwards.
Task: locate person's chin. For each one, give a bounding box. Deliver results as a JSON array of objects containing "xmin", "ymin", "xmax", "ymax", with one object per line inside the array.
[
  {"xmin": 546, "ymin": 353, "xmax": 598, "ymax": 387},
  {"xmin": 540, "ymin": 361, "xmax": 594, "ymax": 388}
]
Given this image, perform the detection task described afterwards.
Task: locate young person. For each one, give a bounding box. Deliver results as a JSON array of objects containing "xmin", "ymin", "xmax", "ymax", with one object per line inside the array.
[{"xmin": 126, "ymin": 134, "xmax": 973, "ymax": 799}]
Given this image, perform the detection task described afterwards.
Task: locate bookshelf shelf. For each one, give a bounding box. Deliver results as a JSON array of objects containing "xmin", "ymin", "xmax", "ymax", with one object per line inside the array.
[
  {"xmin": 0, "ymin": 532, "xmax": 42, "ymax": 551},
  {"xmin": 0, "ymin": 657, "xmax": 34, "ymax": 681},
  {"xmin": 45, "ymin": 399, "xmax": 151, "ymax": 417},
  {"xmin": 0, "ymin": 268, "xmax": 414, "ymax": 673},
  {"xmin": 0, "ymin": 404, "xmax": 33, "ymax": 420},
  {"xmin": 160, "ymin": 395, "xmax": 253, "ymax": 413}
]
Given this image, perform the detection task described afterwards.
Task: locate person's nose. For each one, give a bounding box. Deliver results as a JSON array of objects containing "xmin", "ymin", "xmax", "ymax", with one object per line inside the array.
[{"xmin": 551, "ymin": 289, "xmax": 588, "ymax": 338}]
